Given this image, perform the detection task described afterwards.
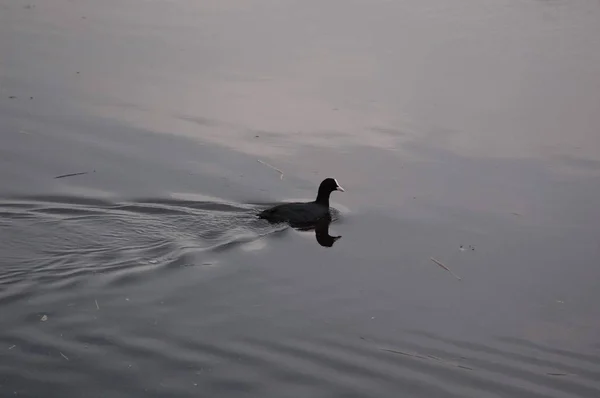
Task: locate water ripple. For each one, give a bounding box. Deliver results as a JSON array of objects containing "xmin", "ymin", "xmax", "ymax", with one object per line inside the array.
[
  {"xmin": 0, "ymin": 195, "xmax": 277, "ymax": 288},
  {"xmin": 2, "ymin": 196, "xmax": 599, "ymax": 397}
]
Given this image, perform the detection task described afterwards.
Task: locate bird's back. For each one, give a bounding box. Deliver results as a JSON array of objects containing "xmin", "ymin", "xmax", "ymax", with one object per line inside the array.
[{"xmin": 258, "ymin": 201, "xmax": 329, "ymax": 225}]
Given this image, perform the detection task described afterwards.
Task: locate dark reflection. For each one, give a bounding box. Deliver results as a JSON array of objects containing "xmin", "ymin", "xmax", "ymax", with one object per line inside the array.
[
  {"xmin": 295, "ymin": 215, "xmax": 341, "ymax": 247},
  {"xmin": 314, "ymin": 216, "xmax": 341, "ymax": 247}
]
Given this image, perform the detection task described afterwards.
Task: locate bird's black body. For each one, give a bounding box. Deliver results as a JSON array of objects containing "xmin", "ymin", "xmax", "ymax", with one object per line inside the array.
[{"xmin": 258, "ymin": 178, "xmax": 344, "ymax": 228}]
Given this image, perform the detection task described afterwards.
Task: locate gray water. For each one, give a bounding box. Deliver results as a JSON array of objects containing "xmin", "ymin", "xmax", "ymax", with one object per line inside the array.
[{"xmin": 2, "ymin": 1, "xmax": 600, "ymax": 397}]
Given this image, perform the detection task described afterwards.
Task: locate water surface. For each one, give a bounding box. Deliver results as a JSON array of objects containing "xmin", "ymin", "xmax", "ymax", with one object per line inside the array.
[{"xmin": 2, "ymin": 1, "xmax": 600, "ymax": 397}]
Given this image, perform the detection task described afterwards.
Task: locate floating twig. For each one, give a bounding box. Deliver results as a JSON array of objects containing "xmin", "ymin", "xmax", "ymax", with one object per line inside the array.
[
  {"xmin": 381, "ymin": 347, "xmax": 473, "ymax": 370},
  {"xmin": 380, "ymin": 348, "xmax": 427, "ymax": 359},
  {"xmin": 257, "ymin": 159, "xmax": 284, "ymax": 180},
  {"xmin": 95, "ymin": 299, "xmax": 100, "ymax": 310},
  {"xmin": 547, "ymin": 372, "xmax": 569, "ymax": 376},
  {"xmin": 8, "ymin": 345, "xmax": 16, "ymax": 350},
  {"xmin": 430, "ymin": 257, "xmax": 462, "ymax": 280},
  {"xmin": 380, "ymin": 348, "xmax": 413, "ymax": 357},
  {"xmin": 60, "ymin": 352, "xmax": 69, "ymax": 361},
  {"xmin": 54, "ymin": 171, "xmax": 91, "ymax": 179}
]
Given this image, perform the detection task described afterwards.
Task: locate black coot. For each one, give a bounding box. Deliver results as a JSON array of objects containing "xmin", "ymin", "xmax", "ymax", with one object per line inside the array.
[{"xmin": 258, "ymin": 178, "xmax": 344, "ymax": 228}]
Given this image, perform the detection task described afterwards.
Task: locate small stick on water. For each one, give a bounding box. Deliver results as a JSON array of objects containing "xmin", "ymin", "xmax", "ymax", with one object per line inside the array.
[
  {"xmin": 60, "ymin": 352, "xmax": 69, "ymax": 361},
  {"xmin": 380, "ymin": 348, "xmax": 417, "ymax": 358},
  {"xmin": 430, "ymin": 257, "xmax": 462, "ymax": 280},
  {"xmin": 257, "ymin": 160, "xmax": 284, "ymax": 180},
  {"xmin": 8, "ymin": 345, "xmax": 16, "ymax": 350},
  {"xmin": 95, "ymin": 299, "xmax": 100, "ymax": 310},
  {"xmin": 54, "ymin": 171, "xmax": 89, "ymax": 179},
  {"xmin": 381, "ymin": 348, "xmax": 473, "ymax": 370}
]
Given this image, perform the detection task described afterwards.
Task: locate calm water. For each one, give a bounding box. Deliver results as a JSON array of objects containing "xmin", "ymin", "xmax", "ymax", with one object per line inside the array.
[{"xmin": 2, "ymin": 1, "xmax": 600, "ymax": 397}]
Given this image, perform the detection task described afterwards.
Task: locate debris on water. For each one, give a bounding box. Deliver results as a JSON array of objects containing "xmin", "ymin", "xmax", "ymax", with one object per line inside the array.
[
  {"xmin": 95, "ymin": 299, "xmax": 100, "ymax": 310},
  {"xmin": 30, "ymin": 97, "xmax": 33, "ymax": 100},
  {"xmin": 556, "ymin": 300, "xmax": 565, "ymax": 304},
  {"xmin": 511, "ymin": 212, "xmax": 523, "ymax": 217},
  {"xmin": 41, "ymin": 315, "xmax": 48, "ymax": 322},
  {"xmin": 430, "ymin": 257, "xmax": 462, "ymax": 280},
  {"xmin": 60, "ymin": 352, "xmax": 69, "ymax": 361},
  {"xmin": 459, "ymin": 245, "xmax": 465, "ymax": 252},
  {"xmin": 9, "ymin": 96, "xmax": 16, "ymax": 99},
  {"xmin": 8, "ymin": 345, "xmax": 16, "ymax": 350},
  {"xmin": 380, "ymin": 348, "xmax": 427, "ymax": 360},
  {"xmin": 381, "ymin": 347, "xmax": 473, "ymax": 370},
  {"xmin": 469, "ymin": 245, "xmax": 475, "ymax": 251},
  {"xmin": 76, "ymin": 71, "xmax": 80, "ymax": 74},
  {"xmin": 547, "ymin": 372, "xmax": 569, "ymax": 376},
  {"xmin": 54, "ymin": 170, "xmax": 94, "ymax": 179},
  {"xmin": 257, "ymin": 159, "xmax": 284, "ymax": 180}
]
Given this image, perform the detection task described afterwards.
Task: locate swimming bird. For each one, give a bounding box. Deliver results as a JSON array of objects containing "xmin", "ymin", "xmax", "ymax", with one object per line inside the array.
[{"xmin": 258, "ymin": 178, "xmax": 344, "ymax": 228}]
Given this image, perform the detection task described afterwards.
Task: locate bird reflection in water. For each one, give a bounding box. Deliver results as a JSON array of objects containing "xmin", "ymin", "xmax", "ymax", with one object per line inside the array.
[
  {"xmin": 315, "ymin": 217, "xmax": 341, "ymax": 247},
  {"xmin": 297, "ymin": 215, "xmax": 341, "ymax": 248}
]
